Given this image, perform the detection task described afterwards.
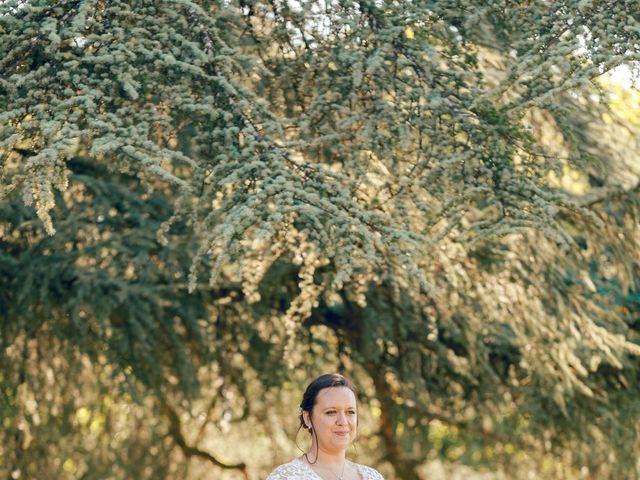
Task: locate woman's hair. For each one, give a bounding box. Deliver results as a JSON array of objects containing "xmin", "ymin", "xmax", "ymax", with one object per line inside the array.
[{"xmin": 297, "ymin": 373, "xmax": 358, "ymax": 462}]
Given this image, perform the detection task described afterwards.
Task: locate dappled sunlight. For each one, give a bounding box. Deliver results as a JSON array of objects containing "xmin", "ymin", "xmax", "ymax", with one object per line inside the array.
[{"xmin": 2, "ymin": 1, "xmax": 640, "ymax": 479}]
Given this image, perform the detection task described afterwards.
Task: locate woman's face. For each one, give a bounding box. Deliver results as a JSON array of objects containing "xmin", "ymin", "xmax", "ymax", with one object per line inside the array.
[{"xmin": 304, "ymin": 386, "xmax": 358, "ymax": 454}]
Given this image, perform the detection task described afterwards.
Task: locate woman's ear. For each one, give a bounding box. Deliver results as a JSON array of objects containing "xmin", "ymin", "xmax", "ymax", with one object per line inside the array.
[{"xmin": 302, "ymin": 410, "xmax": 311, "ymax": 429}]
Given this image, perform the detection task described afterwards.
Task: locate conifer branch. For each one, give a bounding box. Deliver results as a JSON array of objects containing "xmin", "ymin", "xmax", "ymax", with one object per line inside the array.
[
  {"xmin": 579, "ymin": 181, "xmax": 640, "ymax": 207},
  {"xmin": 187, "ymin": 7, "xmax": 317, "ymax": 183}
]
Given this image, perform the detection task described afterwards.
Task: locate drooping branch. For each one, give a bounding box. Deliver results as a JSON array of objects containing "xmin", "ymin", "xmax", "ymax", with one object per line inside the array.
[
  {"xmin": 160, "ymin": 398, "xmax": 251, "ymax": 480},
  {"xmin": 578, "ymin": 181, "xmax": 640, "ymax": 208}
]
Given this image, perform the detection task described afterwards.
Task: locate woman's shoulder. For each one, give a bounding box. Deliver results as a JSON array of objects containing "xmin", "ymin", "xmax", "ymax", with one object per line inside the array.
[
  {"xmin": 353, "ymin": 461, "xmax": 385, "ymax": 480},
  {"xmin": 266, "ymin": 458, "xmax": 313, "ymax": 480}
]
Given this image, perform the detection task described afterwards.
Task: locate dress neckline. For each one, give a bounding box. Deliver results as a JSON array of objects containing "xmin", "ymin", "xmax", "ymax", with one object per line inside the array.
[{"xmin": 295, "ymin": 457, "xmax": 364, "ymax": 480}]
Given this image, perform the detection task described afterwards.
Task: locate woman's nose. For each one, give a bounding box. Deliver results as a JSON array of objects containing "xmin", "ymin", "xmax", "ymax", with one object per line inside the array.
[{"xmin": 336, "ymin": 412, "xmax": 347, "ymax": 424}]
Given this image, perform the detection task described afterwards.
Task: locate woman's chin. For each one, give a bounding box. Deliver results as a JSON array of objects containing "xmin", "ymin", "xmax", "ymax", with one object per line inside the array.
[{"xmin": 331, "ymin": 436, "xmax": 351, "ymax": 448}]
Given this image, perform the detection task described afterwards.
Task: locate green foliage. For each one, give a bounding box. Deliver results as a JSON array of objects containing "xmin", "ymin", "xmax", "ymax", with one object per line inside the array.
[{"xmin": 1, "ymin": 1, "xmax": 640, "ymax": 479}]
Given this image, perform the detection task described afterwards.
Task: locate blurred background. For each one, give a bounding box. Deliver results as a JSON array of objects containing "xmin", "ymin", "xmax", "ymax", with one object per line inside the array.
[{"xmin": 1, "ymin": 1, "xmax": 640, "ymax": 479}]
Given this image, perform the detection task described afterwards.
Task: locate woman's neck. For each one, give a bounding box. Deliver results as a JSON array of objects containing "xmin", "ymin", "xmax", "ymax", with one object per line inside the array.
[{"xmin": 305, "ymin": 443, "xmax": 346, "ymax": 468}]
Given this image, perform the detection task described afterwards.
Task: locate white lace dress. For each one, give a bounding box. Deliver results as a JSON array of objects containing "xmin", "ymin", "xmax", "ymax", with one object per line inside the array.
[{"xmin": 266, "ymin": 457, "xmax": 384, "ymax": 480}]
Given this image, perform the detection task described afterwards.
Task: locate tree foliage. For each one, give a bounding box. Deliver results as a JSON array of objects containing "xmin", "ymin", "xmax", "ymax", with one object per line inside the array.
[{"xmin": 1, "ymin": 1, "xmax": 640, "ymax": 479}]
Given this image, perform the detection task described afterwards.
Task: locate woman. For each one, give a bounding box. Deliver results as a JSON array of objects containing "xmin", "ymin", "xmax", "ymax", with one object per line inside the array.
[{"xmin": 267, "ymin": 373, "xmax": 384, "ymax": 480}]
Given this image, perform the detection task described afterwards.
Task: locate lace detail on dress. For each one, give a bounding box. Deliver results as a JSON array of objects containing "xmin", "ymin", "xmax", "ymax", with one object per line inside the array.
[
  {"xmin": 266, "ymin": 458, "xmax": 384, "ymax": 480},
  {"xmin": 357, "ymin": 464, "xmax": 384, "ymax": 480},
  {"xmin": 266, "ymin": 459, "xmax": 314, "ymax": 480}
]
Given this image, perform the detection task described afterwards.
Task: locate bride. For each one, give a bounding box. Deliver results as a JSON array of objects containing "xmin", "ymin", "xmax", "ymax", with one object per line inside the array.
[{"xmin": 267, "ymin": 373, "xmax": 384, "ymax": 480}]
